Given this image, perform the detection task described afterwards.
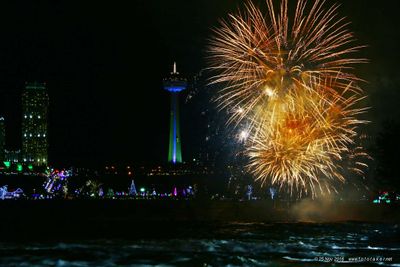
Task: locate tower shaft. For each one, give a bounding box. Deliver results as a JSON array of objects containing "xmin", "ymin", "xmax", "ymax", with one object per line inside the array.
[
  {"xmin": 163, "ymin": 62, "xmax": 186, "ymax": 164},
  {"xmin": 168, "ymin": 92, "xmax": 182, "ymax": 163}
]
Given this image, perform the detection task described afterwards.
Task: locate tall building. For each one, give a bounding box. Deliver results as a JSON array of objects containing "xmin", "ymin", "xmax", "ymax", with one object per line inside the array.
[
  {"xmin": 0, "ymin": 117, "xmax": 5, "ymax": 162},
  {"xmin": 21, "ymin": 82, "xmax": 49, "ymax": 166},
  {"xmin": 163, "ymin": 63, "xmax": 187, "ymax": 164},
  {"xmin": 5, "ymin": 150, "xmax": 20, "ymax": 163},
  {"xmin": 184, "ymin": 70, "xmax": 215, "ymax": 164}
]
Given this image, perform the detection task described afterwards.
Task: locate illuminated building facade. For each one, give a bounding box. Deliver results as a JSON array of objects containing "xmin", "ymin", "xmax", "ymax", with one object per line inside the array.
[
  {"xmin": 0, "ymin": 117, "xmax": 4, "ymax": 162},
  {"xmin": 163, "ymin": 63, "xmax": 187, "ymax": 164},
  {"xmin": 5, "ymin": 150, "xmax": 21, "ymax": 163},
  {"xmin": 21, "ymin": 82, "xmax": 49, "ymax": 166}
]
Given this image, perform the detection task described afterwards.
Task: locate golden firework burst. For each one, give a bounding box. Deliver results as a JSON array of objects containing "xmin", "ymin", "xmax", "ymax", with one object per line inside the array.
[
  {"xmin": 209, "ymin": 0, "xmax": 366, "ymax": 126},
  {"xmin": 246, "ymin": 79, "xmax": 368, "ymax": 197},
  {"xmin": 208, "ymin": 0, "xmax": 369, "ymax": 197}
]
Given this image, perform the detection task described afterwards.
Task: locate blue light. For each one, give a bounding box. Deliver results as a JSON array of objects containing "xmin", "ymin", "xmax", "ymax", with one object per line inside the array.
[
  {"xmin": 165, "ymin": 86, "xmax": 186, "ymax": 92},
  {"xmin": 172, "ymin": 106, "xmax": 177, "ymax": 163}
]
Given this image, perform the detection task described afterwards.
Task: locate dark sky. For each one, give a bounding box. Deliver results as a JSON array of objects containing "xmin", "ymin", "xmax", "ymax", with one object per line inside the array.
[{"xmin": 0, "ymin": 0, "xmax": 399, "ymax": 167}]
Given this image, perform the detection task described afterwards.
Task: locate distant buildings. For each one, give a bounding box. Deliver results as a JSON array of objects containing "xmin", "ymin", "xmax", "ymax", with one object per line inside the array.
[
  {"xmin": 1, "ymin": 82, "xmax": 49, "ymax": 168},
  {"xmin": 187, "ymin": 70, "xmax": 215, "ymax": 164},
  {"xmin": 4, "ymin": 150, "xmax": 21, "ymax": 164},
  {"xmin": 184, "ymin": 70, "xmax": 229, "ymax": 166},
  {"xmin": 21, "ymin": 82, "xmax": 49, "ymax": 166}
]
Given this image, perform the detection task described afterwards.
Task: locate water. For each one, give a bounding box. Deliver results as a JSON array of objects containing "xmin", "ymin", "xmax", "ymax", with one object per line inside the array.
[{"xmin": 0, "ymin": 222, "xmax": 398, "ymax": 266}]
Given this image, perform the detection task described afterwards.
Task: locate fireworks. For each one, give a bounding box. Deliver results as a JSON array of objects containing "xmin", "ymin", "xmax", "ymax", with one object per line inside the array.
[
  {"xmin": 209, "ymin": 0, "xmax": 365, "ymax": 123},
  {"xmin": 247, "ymin": 80, "xmax": 368, "ymax": 197},
  {"xmin": 209, "ymin": 0, "xmax": 368, "ymax": 197}
]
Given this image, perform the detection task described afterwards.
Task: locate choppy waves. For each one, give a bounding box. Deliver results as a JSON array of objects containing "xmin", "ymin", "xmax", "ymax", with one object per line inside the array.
[{"xmin": 0, "ymin": 222, "xmax": 398, "ymax": 266}]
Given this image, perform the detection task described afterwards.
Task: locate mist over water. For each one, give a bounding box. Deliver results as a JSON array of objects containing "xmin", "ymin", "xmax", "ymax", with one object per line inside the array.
[
  {"xmin": 289, "ymin": 195, "xmax": 361, "ymax": 222},
  {"xmin": 0, "ymin": 222, "xmax": 398, "ymax": 266}
]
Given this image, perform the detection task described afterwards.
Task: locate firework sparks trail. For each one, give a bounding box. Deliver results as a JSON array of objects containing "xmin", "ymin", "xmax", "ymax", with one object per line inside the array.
[
  {"xmin": 247, "ymin": 80, "xmax": 368, "ymax": 197},
  {"xmin": 209, "ymin": 0, "xmax": 366, "ymax": 125},
  {"xmin": 208, "ymin": 0, "xmax": 369, "ymax": 197}
]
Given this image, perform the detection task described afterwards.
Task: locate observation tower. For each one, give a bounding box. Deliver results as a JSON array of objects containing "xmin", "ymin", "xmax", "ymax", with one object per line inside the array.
[{"xmin": 163, "ymin": 62, "xmax": 187, "ymax": 164}]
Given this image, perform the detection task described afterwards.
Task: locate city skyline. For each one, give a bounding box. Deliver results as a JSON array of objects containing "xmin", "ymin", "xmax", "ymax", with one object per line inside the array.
[
  {"xmin": 0, "ymin": 2, "xmax": 398, "ymax": 265},
  {"xmin": 0, "ymin": 82, "xmax": 49, "ymax": 168},
  {"xmin": 0, "ymin": 0, "xmax": 399, "ymax": 167}
]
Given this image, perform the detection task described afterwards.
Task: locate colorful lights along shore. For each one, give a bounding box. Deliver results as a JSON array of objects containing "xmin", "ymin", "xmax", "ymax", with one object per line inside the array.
[
  {"xmin": 209, "ymin": 0, "xmax": 369, "ymax": 197},
  {"xmin": 163, "ymin": 62, "xmax": 187, "ymax": 164}
]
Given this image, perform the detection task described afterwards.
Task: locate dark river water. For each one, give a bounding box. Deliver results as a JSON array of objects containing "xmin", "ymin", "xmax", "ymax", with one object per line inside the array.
[{"xmin": 0, "ymin": 222, "xmax": 398, "ymax": 266}]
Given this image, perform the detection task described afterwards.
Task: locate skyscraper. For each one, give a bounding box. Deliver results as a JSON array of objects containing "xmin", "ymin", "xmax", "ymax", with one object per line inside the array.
[
  {"xmin": 0, "ymin": 117, "xmax": 5, "ymax": 162},
  {"xmin": 163, "ymin": 63, "xmax": 187, "ymax": 164},
  {"xmin": 22, "ymin": 82, "xmax": 49, "ymax": 166}
]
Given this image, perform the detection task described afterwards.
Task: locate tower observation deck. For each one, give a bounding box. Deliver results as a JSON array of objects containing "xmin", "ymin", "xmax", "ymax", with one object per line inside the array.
[{"xmin": 163, "ymin": 62, "xmax": 187, "ymax": 164}]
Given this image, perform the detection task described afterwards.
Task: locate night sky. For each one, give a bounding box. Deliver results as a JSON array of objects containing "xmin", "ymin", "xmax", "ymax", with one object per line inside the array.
[{"xmin": 0, "ymin": 0, "xmax": 399, "ymax": 167}]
